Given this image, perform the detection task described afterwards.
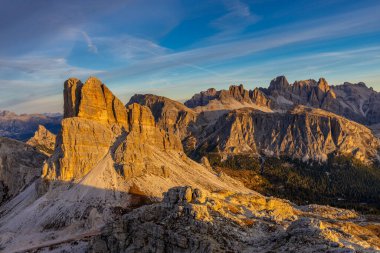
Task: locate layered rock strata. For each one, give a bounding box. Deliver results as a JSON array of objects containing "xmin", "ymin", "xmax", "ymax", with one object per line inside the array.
[
  {"xmin": 194, "ymin": 106, "xmax": 380, "ymax": 163},
  {"xmin": 44, "ymin": 77, "xmax": 182, "ymax": 181}
]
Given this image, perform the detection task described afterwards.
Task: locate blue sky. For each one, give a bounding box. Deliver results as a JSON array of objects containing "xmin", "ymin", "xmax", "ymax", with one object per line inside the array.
[{"xmin": 1, "ymin": 0, "xmax": 380, "ymax": 113}]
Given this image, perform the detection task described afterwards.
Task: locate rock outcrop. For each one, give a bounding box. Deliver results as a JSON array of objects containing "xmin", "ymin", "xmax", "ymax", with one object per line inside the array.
[
  {"xmin": 0, "ymin": 110, "xmax": 61, "ymax": 141},
  {"xmin": 64, "ymin": 77, "xmax": 128, "ymax": 126},
  {"xmin": 0, "ymin": 137, "xmax": 46, "ymax": 203},
  {"xmin": 45, "ymin": 77, "xmax": 182, "ymax": 181},
  {"xmin": 26, "ymin": 125, "xmax": 56, "ymax": 155},
  {"xmin": 128, "ymin": 94, "xmax": 198, "ymax": 140},
  {"xmin": 193, "ymin": 106, "xmax": 380, "ymax": 163},
  {"xmin": 90, "ymin": 186, "xmax": 379, "ymax": 253}
]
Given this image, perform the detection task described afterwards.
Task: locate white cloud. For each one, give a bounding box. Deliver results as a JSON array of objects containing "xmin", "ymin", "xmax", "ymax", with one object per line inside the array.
[{"xmin": 105, "ymin": 4, "xmax": 380, "ymax": 80}]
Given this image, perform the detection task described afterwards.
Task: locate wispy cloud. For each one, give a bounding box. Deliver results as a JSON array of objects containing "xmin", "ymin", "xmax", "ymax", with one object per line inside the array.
[
  {"xmin": 93, "ymin": 35, "xmax": 169, "ymax": 60},
  {"xmin": 82, "ymin": 32, "xmax": 98, "ymax": 54},
  {"xmin": 211, "ymin": 0, "xmax": 259, "ymax": 33},
  {"xmin": 106, "ymin": 4, "xmax": 380, "ymax": 80},
  {"xmin": 0, "ymin": 56, "xmax": 104, "ymax": 113}
]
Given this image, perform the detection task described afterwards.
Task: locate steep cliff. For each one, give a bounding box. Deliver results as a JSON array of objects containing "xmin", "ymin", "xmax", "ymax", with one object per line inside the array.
[
  {"xmin": 0, "ymin": 77, "xmax": 379, "ymax": 253},
  {"xmin": 45, "ymin": 77, "xmax": 183, "ymax": 182},
  {"xmin": 194, "ymin": 106, "xmax": 380, "ymax": 164},
  {"xmin": 128, "ymin": 94, "xmax": 198, "ymax": 140}
]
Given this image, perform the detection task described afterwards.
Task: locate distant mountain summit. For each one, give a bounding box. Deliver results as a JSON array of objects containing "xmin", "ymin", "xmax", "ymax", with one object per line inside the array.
[
  {"xmin": 0, "ymin": 110, "xmax": 61, "ymax": 141},
  {"xmin": 264, "ymin": 76, "xmax": 380, "ymax": 125},
  {"xmin": 266, "ymin": 76, "xmax": 336, "ymax": 109},
  {"xmin": 184, "ymin": 84, "xmax": 272, "ymax": 112}
]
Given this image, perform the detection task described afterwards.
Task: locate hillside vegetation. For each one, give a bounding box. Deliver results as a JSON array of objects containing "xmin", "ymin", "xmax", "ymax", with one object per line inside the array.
[{"xmin": 207, "ymin": 154, "xmax": 380, "ymax": 214}]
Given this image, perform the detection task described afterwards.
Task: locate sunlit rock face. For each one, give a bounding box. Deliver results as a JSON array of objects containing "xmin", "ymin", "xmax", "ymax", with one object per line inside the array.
[
  {"xmin": 45, "ymin": 77, "xmax": 182, "ymax": 181},
  {"xmin": 64, "ymin": 77, "xmax": 128, "ymax": 127},
  {"xmin": 193, "ymin": 105, "xmax": 380, "ymax": 164}
]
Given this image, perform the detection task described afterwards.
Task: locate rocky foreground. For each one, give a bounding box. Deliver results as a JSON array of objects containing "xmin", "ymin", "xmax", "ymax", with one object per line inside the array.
[
  {"xmin": 91, "ymin": 186, "xmax": 380, "ymax": 253},
  {"xmin": 0, "ymin": 77, "xmax": 379, "ymax": 252}
]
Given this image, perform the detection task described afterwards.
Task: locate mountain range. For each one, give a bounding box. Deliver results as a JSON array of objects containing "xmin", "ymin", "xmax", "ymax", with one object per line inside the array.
[
  {"xmin": 0, "ymin": 111, "xmax": 61, "ymax": 141},
  {"xmin": 0, "ymin": 76, "xmax": 379, "ymax": 252}
]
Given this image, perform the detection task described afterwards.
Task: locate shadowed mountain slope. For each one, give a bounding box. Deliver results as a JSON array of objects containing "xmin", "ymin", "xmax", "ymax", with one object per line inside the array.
[{"xmin": 0, "ymin": 137, "xmax": 46, "ymax": 204}]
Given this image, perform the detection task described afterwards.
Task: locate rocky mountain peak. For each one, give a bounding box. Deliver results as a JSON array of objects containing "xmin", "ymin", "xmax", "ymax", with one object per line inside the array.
[
  {"xmin": 194, "ymin": 105, "xmax": 380, "ymax": 164},
  {"xmin": 185, "ymin": 83, "xmax": 273, "ymax": 113},
  {"xmin": 26, "ymin": 125, "xmax": 56, "ymax": 155},
  {"xmin": 317, "ymin": 78, "xmax": 330, "ymax": 93},
  {"xmin": 44, "ymin": 77, "xmax": 183, "ymax": 181},
  {"xmin": 63, "ymin": 77, "xmax": 128, "ymax": 127},
  {"xmin": 269, "ymin": 75, "xmax": 289, "ymax": 91},
  {"xmin": 127, "ymin": 94, "xmax": 198, "ymax": 141},
  {"xmin": 205, "ymin": 88, "xmax": 217, "ymax": 96},
  {"xmin": 228, "ymin": 84, "xmax": 245, "ymax": 92},
  {"xmin": 228, "ymin": 84, "xmax": 250, "ymax": 101}
]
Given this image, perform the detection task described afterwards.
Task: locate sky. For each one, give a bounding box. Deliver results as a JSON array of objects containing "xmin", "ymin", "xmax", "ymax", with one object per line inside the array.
[{"xmin": 1, "ymin": 0, "xmax": 380, "ymax": 113}]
